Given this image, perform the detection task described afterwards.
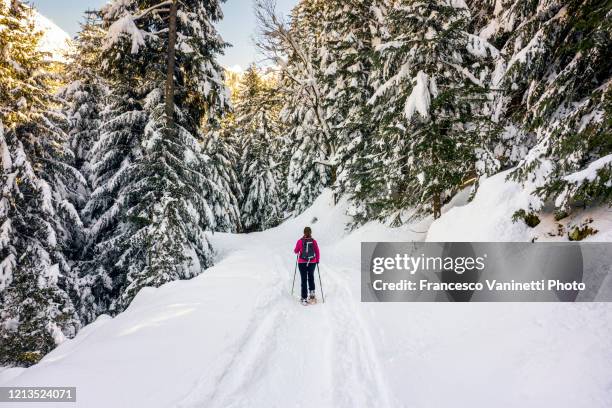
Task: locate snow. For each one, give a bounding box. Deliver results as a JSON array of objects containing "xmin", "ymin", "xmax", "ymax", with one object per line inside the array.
[
  {"xmin": 449, "ymin": 0, "xmax": 468, "ymax": 10},
  {"xmin": 32, "ymin": 11, "xmax": 71, "ymax": 62},
  {"xmin": 577, "ymin": 109, "xmax": 605, "ymax": 133},
  {"xmin": 1, "ymin": 317, "xmax": 18, "ymax": 332},
  {"xmin": 2, "ymin": 190, "xmax": 611, "ymax": 407},
  {"xmin": 376, "ymin": 40, "xmax": 403, "ymax": 52},
  {"xmin": 38, "ymin": 179, "xmax": 55, "ymax": 217},
  {"xmin": 564, "ymin": 155, "xmax": 612, "ymax": 184},
  {"xmin": 479, "ymin": 20, "xmax": 499, "ymax": 41},
  {"xmin": 427, "ymin": 170, "xmax": 533, "ymax": 242},
  {"xmin": 226, "ymin": 65, "xmax": 244, "ymax": 74},
  {"xmin": 506, "ymin": 31, "xmax": 546, "ymax": 73},
  {"xmin": 104, "ymin": 15, "xmax": 147, "ymax": 54},
  {"xmin": 369, "ymin": 62, "xmax": 412, "ymax": 104},
  {"xmin": 41, "ymin": 264, "xmax": 61, "ymax": 287},
  {"xmin": 46, "ymin": 322, "xmax": 67, "ymax": 346},
  {"xmin": 404, "ymin": 71, "xmax": 431, "ymax": 120},
  {"xmin": 424, "ymin": 26, "xmax": 436, "ymax": 40},
  {"xmin": 428, "ymin": 169, "xmax": 612, "ymax": 243},
  {"xmin": 466, "ymin": 34, "xmax": 500, "ymax": 59},
  {"xmin": 0, "ymin": 253, "xmax": 15, "ymax": 291},
  {"xmin": 0, "ymin": 122, "xmax": 11, "ymax": 172},
  {"xmin": 554, "ymin": 155, "xmax": 612, "ymax": 209}
]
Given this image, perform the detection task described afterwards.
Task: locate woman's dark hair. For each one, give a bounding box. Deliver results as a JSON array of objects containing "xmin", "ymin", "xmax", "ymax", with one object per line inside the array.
[{"xmin": 303, "ymin": 226, "xmax": 312, "ymax": 238}]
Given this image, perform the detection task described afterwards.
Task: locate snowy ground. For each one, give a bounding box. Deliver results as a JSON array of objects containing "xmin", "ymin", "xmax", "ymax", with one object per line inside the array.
[{"xmin": 2, "ymin": 189, "xmax": 611, "ymax": 408}]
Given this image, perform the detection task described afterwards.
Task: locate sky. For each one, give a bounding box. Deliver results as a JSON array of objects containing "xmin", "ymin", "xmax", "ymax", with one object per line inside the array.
[{"xmin": 32, "ymin": 0, "xmax": 298, "ymax": 70}]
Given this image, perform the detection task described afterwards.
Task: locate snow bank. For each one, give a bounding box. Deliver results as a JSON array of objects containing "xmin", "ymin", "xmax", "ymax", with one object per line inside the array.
[
  {"xmin": 428, "ymin": 169, "xmax": 612, "ymax": 242},
  {"xmin": 427, "ymin": 170, "xmax": 532, "ymax": 241}
]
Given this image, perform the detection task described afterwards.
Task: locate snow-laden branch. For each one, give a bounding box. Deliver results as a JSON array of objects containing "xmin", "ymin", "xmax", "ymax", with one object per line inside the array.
[
  {"xmin": 404, "ymin": 71, "xmax": 432, "ymax": 121},
  {"xmin": 104, "ymin": 15, "xmax": 147, "ymax": 54},
  {"xmin": 133, "ymin": 0, "xmax": 173, "ymax": 21},
  {"xmin": 103, "ymin": 1, "xmax": 174, "ymax": 54},
  {"xmin": 564, "ymin": 154, "xmax": 612, "ymax": 184},
  {"xmin": 447, "ymin": 62, "xmax": 485, "ymax": 87},
  {"xmin": 313, "ymin": 159, "xmax": 339, "ymax": 168}
]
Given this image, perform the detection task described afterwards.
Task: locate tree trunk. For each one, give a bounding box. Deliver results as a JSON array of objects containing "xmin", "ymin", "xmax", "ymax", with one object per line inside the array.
[
  {"xmin": 330, "ymin": 165, "xmax": 338, "ymax": 204},
  {"xmin": 431, "ymin": 139, "xmax": 441, "ymax": 219},
  {"xmin": 433, "ymin": 193, "xmax": 441, "ymax": 220},
  {"xmin": 165, "ymin": 0, "xmax": 178, "ymax": 129}
]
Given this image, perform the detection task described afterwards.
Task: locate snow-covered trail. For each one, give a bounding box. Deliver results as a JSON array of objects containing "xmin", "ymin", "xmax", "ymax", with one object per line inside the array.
[
  {"xmin": 2, "ymin": 191, "xmax": 611, "ymax": 408},
  {"xmin": 174, "ymin": 257, "xmax": 390, "ymax": 408},
  {"xmin": 175, "ymin": 194, "xmax": 403, "ymax": 408}
]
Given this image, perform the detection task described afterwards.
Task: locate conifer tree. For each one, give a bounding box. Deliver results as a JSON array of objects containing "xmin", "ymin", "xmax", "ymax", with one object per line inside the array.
[
  {"xmin": 365, "ymin": 0, "xmax": 498, "ymax": 221},
  {"xmin": 256, "ymin": 0, "xmax": 334, "ymax": 214},
  {"xmin": 319, "ymin": 0, "xmax": 378, "ymax": 196},
  {"xmin": 201, "ymin": 125, "xmax": 242, "ymax": 233},
  {"xmin": 61, "ymin": 11, "xmax": 107, "ymax": 186},
  {"xmin": 482, "ymin": 0, "xmax": 612, "ymax": 213},
  {"xmin": 0, "ymin": 0, "xmax": 81, "ymax": 366},
  {"xmin": 83, "ymin": 0, "xmax": 230, "ymax": 312},
  {"xmin": 234, "ymin": 66, "xmax": 284, "ymax": 231},
  {"xmin": 340, "ymin": 1, "xmax": 389, "ymax": 225},
  {"xmin": 58, "ymin": 11, "xmax": 111, "ymax": 323}
]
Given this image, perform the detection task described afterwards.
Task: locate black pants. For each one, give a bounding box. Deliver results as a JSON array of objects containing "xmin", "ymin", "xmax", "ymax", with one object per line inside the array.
[{"xmin": 298, "ymin": 262, "xmax": 317, "ymax": 300}]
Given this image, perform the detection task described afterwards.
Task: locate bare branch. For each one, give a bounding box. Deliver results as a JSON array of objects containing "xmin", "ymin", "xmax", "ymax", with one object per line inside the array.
[
  {"xmin": 253, "ymin": 0, "xmax": 335, "ymax": 155},
  {"xmin": 254, "ymin": 0, "xmax": 289, "ymax": 65}
]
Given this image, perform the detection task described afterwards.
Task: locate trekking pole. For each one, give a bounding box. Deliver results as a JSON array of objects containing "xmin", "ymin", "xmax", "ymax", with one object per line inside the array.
[
  {"xmin": 317, "ymin": 263, "xmax": 325, "ymax": 303},
  {"xmin": 291, "ymin": 256, "xmax": 298, "ymax": 297}
]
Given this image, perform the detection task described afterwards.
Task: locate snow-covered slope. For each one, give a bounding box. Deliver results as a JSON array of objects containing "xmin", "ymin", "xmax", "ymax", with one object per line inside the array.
[
  {"xmin": 33, "ymin": 10, "xmax": 71, "ymax": 61},
  {"xmin": 427, "ymin": 170, "xmax": 612, "ymax": 242},
  {"xmin": 1, "ymin": 190, "xmax": 611, "ymax": 408}
]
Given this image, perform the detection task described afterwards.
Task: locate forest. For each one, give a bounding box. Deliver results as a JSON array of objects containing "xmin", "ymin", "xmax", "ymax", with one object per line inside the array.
[{"xmin": 0, "ymin": 0, "xmax": 610, "ymax": 366}]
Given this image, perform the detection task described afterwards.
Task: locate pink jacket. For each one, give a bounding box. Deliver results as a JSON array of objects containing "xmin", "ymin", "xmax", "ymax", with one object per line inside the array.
[{"xmin": 294, "ymin": 237, "xmax": 320, "ymax": 264}]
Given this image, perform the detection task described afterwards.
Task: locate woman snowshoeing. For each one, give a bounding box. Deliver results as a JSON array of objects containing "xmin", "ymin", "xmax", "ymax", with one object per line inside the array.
[{"xmin": 294, "ymin": 227, "xmax": 320, "ymax": 305}]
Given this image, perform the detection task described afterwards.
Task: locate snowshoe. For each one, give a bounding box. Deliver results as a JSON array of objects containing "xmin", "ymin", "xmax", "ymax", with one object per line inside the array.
[{"xmin": 301, "ymin": 298, "xmax": 309, "ymax": 306}]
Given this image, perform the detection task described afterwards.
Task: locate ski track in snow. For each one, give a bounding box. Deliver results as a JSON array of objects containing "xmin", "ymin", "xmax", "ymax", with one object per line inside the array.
[
  {"xmin": 326, "ymin": 266, "xmax": 396, "ymax": 408},
  {"xmin": 175, "ymin": 254, "xmax": 292, "ymax": 408},
  {"xmin": 175, "ymin": 243, "xmax": 397, "ymax": 408}
]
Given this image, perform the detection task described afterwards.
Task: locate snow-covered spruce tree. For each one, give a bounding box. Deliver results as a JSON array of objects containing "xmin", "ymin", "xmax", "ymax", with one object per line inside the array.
[
  {"xmin": 365, "ymin": 0, "xmax": 499, "ymax": 221},
  {"xmin": 80, "ymin": 59, "xmax": 146, "ymax": 318},
  {"xmin": 319, "ymin": 0, "xmax": 379, "ymax": 197},
  {"xmin": 279, "ymin": 84, "xmax": 330, "ymax": 214},
  {"xmin": 0, "ymin": 0, "xmax": 81, "ymax": 366},
  {"xmin": 341, "ymin": 1, "xmax": 391, "ymax": 225},
  {"xmin": 477, "ymin": 0, "xmax": 612, "ymax": 214},
  {"xmin": 83, "ymin": 0, "xmax": 230, "ymax": 314},
  {"xmin": 196, "ymin": 69, "xmax": 241, "ymax": 235},
  {"xmin": 468, "ymin": 0, "xmax": 563, "ymax": 168},
  {"xmin": 256, "ymin": 0, "xmax": 334, "ymax": 214},
  {"xmin": 234, "ymin": 66, "xmax": 284, "ymax": 231},
  {"xmin": 201, "ymin": 125, "xmax": 241, "ymax": 233},
  {"xmin": 61, "ymin": 11, "xmax": 107, "ymax": 187},
  {"xmin": 59, "ymin": 11, "xmax": 112, "ymax": 323}
]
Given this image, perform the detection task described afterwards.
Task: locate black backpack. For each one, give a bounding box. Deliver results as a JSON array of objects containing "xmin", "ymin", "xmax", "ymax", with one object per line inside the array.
[{"xmin": 300, "ymin": 238, "xmax": 316, "ymax": 262}]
